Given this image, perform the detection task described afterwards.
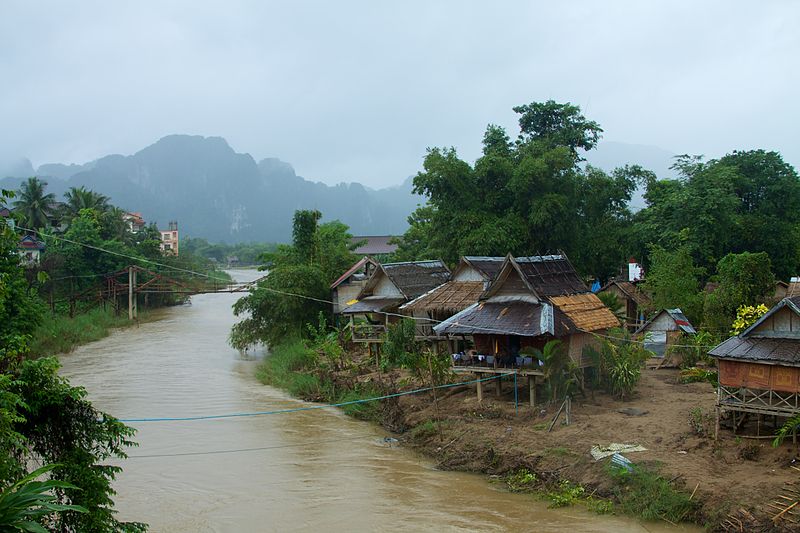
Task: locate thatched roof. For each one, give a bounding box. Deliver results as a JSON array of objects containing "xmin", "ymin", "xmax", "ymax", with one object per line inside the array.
[
  {"xmin": 400, "ymin": 281, "xmax": 484, "ymax": 313},
  {"xmin": 549, "ymin": 293, "xmax": 620, "ymax": 332},
  {"xmin": 515, "ymin": 255, "xmax": 588, "ymax": 296}
]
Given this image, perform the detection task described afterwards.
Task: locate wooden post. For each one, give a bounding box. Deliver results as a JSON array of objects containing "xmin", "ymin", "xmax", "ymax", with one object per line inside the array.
[
  {"xmin": 714, "ymin": 406, "xmax": 720, "ymax": 441},
  {"xmin": 495, "ymin": 373, "xmax": 502, "ymax": 396},
  {"xmin": 128, "ymin": 266, "xmax": 134, "ymax": 320},
  {"xmin": 529, "ymin": 376, "xmax": 536, "ymax": 408},
  {"xmin": 133, "ymin": 268, "xmax": 138, "ymax": 319},
  {"xmin": 477, "ymin": 378, "xmax": 483, "ymax": 402}
]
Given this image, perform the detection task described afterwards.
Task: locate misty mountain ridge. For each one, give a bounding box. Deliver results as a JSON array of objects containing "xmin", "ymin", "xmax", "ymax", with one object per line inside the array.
[
  {"xmin": 1, "ymin": 135, "xmax": 422, "ymax": 243},
  {"xmin": 1, "ymin": 135, "xmax": 678, "ymax": 242}
]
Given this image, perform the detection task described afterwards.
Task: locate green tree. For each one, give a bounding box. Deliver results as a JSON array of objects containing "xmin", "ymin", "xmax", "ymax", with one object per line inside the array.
[
  {"xmin": 12, "ymin": 178, "xmax": 56, "ymax": 231},
  {"xmin": 703, "ymin": 252, "xmax": 774, "ymax": 332},
  {"xmin": 62, "ymin": 187, "xmax": 110, "ymax": 224},
  {"xmin": 231, "ymin": 211, "xmax": 357, "ymax": 349},
  {"xmin": 642, "ymin": 244, "xmax": 705, "ymax": 325}
]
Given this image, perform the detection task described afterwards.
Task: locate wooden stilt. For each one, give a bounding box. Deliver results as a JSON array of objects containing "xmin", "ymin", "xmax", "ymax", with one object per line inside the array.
[
  {"xmin": 495, "ymin": 374, "xmax": 502, "ymax": 396},
  {"xmin": 529, "ymin": 376, "xmax": 536, "ymax": 408},
  {"xmin": 477, "ymin": 378, "xmax": 483, "ymax": 403}
]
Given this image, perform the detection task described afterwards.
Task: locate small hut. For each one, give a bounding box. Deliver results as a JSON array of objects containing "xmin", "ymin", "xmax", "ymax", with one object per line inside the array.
[
  {"xmin": 709, "ymin": 296, "xmax": 800, "ymax": 437},
  {"xmin": 341, "ymin": 260, "xmax": 450, "ymax": 344},
  {"xmin": 598, "ymin": 280, "xmax": 652, "ymax": 331},
  {"xmin": 635, "ymin": 308, "xmax": 696, "ymax": 361}
]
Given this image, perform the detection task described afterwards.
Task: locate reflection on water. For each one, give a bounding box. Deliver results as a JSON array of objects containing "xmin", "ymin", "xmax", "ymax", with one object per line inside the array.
[{"xmin": 59, "ymin": 270, "xmax": 697, "ymax": 532}]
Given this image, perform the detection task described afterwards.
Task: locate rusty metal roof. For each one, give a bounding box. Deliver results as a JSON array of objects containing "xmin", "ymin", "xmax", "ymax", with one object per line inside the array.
[
  {"xmin": 549, "ymin": 293, "xmax": 619, "ymax": 332},
  {"xmin": 709, "ymin": 337, "xmax": 800, "ymax": 367},
  {"xmin": 515, "ymin": 255, "xmax": 588, "ymax": 296},
  {"xmin": 378, "ymin": 260, "xmax": 451, "ymax": 299},
  {"xmin": 400, "ymin": 281, "xmax": 484, "ymax": 313},
  {"xmin": 433, "ymin": 301, "xmax": 573, "ymax": 337},
  {"xmin": 330, "ymin": 256, "xmax": 378, "ymax": 289}
]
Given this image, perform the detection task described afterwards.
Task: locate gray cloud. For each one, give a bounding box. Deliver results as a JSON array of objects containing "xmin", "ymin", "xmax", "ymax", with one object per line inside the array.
[{"xmin": 1, "ymin": 1, "xmax": 798, "ymax": 187}]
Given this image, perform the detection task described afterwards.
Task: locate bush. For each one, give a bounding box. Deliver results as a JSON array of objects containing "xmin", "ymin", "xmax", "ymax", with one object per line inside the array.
[
  {"xmin": 381, "ymin": 319, "xmax": 419, "ymax": 369},
  {"xmin": 586, "ymin": 329, "xmax": 650, "ymax": 400},
  {"xmin": 667, "ymin": 331, "xmax": 717, "ymax": 369},
  {"xmin": 256, "ymin": 340, "xmax": 322, "ymax": 399},
  {"xmin": 610, "ymin": 465, "xmax": 697, "ymax": 523}
]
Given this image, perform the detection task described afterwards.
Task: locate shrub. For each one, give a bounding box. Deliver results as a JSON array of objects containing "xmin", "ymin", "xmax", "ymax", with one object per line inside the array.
[
  {"xmin": 610, "ymin": 465, "xmax": 697, "ymax": 523},
  {"xmin": 586, "ymin": 329, "xmax": 650, "ymax": 400},
  {"xmin": 504, "ymin": 468, "xmax": 538, "ymax": 492}
]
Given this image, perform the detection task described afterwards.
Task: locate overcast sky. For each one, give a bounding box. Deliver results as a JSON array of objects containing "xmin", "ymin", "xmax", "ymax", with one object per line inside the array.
[{"xmin": 1, "ymin": 1, "xmax": 798, "ymax": 187}]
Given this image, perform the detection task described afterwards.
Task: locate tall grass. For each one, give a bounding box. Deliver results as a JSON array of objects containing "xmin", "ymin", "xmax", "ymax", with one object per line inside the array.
[
  {"xmin": 610, "ymin": 465, "xmax": 697, "ymax": 523},
  {"xmin": 255, "ymin": 340, "xmax": 323, "ymax": 399},
  {"xmin": 30, "ymin": 308, "xmax": 153, "ymax": 356}
]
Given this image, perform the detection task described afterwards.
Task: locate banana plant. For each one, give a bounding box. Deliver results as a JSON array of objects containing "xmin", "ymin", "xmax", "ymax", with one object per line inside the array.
[{"xmin": 0, "ymin": 464, "xmax": 87, "ymax": 532}]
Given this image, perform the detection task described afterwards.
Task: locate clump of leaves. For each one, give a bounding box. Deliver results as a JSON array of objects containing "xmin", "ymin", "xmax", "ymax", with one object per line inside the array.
[
  {"xmin": 668, "ymin": 330, "xmax": 717, "ymax": 369},
  {"xmin": 546, "ymin": 480, "xmax": 585, "ymax": 508},
  {"xmin": 730, "ymin": 304, "xmax": 769, "ymax": 335},
  {"xmin": 773, "ymin": 414, "xmax": 800, "ymax": 447},
  {"xmin": 679, "ymin": 367, "xmax": 718, "ymax": 386},
  {"xmin": 0, "ymin": 464, "xmax": 87, "ymax": 533},
  {"xmin": 504, "ymin": 468, "xmax": 538, "ymax": 492}
]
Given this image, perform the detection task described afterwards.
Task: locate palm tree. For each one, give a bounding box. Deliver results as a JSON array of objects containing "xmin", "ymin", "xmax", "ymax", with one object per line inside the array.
[
  {"xmin": 62, "ymin": 186, "xmax": 110, "ymax": 221},
  {"xmin": 12, "ymin": 177, "xmax": 56, "ymax": 231}
]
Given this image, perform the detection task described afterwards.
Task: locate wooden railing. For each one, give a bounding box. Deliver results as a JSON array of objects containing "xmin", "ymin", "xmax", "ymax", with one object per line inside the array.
[
  {"xmin": 351, "ymin": 323, "xmax": 387, "ymax": 342},
  {"xmin": 718, "ymin": 385, "xmax": 800, "ymax": 416}
]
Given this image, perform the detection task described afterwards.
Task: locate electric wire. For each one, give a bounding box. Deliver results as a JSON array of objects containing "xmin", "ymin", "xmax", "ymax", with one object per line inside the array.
[{"xmin": 15, "ymin": 224, "xmax": 722, "ymax": 347}]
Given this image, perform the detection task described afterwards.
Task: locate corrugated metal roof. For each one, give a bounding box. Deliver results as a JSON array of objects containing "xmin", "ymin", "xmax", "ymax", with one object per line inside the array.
[
  {"xmin": 433, "ymin": 301, "xmax": 573, "ymax": 337},
  {"xmin": 462, "ymin": 256, "xmax": 504, "ymax": 281},
  {"xmin": 380, "ymin": 260, "xmax": 451, "ymax": 299},
  {"xmin": 635, "ymin": 308, "xmax": 697, "ymax": 335},
  {"xmin": 709, "ymin": 336, "xmax": 800, "ymax": 367},
  {"xmin": 549, "ymin": 293, "xmax": 619, "ymax": 332},
  {"xmin": 400, "ymin": 281, "xmax": 484, "ymax": 313},
  {"xmin": 515, "ymin": 255, "xmax": 588, "ymax": 296},
  {"xmin": 341, "ymin": 296, "xmax": 404, "ymax": 314}
]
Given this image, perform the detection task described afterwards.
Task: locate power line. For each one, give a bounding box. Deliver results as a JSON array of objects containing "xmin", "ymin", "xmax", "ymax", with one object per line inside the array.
[
  {"xmin": 119, "ymin": 373, "xmax": 503, "ymax": 423},
  {"xmin": 16, "ymin": 224, "xmax": 722, "ymax": 348}
]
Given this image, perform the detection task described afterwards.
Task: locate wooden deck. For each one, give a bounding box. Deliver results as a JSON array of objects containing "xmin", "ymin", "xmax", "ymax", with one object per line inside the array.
[{"xmin": 452, "ymin": 366, "xmax": 544, "ymax": 406}]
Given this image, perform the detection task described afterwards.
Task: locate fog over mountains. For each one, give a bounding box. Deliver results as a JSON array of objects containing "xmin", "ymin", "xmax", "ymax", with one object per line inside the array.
[{"xmin": 0, "ymin": 135, "xmax": 677, "ymax": 243}]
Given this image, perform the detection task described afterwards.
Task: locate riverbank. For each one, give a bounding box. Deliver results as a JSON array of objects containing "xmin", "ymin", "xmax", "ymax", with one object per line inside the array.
[
  {"xmin": 257, "ymin": 340, "xmax": 799, "ymax": 532},
  {"xmin": 30, "ymin": 307, "xmax": 166, "ymax": 355}
]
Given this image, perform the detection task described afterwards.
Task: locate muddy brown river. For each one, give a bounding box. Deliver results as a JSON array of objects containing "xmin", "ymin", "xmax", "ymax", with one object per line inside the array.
[{"xmin": 59, "ymin": 270, "xmax": 699, "ymax": 532}]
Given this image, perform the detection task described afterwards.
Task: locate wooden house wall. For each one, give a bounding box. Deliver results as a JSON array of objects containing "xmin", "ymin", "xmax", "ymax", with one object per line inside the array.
[
  {"xmin": 751, "ymin": 307, "xmax": 800, "ymax": 336},
  {"xmin": 490, "ymin": 269, "xmax": 530, "ymax": 300},
  {"xmin": 567, "ymin": 332, "xmax": 600, "ymax": 367},
  {"xmin": 333, "ymin": 282, "xmax": 364, "ymax": 314},
  {"xmin": 453, "ymin": 266, "xmax": 484, "ymax": 282},
  {"xmin": 719, "ymin": 360, "xmax": 800, "ymax": 393},
  {"xmin": 372, "ymin": 273, "xmax": 403, "ymax": 298}
]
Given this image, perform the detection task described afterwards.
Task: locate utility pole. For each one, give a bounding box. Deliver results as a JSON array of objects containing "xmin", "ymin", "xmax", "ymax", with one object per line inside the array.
[{"xmin": 128, "ymin": 266, "xmax": 137, "ymax": 320}]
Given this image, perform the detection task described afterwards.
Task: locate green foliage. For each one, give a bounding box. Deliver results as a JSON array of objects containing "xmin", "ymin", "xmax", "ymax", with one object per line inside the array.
[
  {"xmin": 0, "ymin": 464, "xmax": 87, "ymax": 533},
  {"xmin": 773, "ymin": 414, "xmax": 800, "ymax": 447},
  {"xmin": 730, "ymin": 304, "xmax": 769, "ymax": 335},
  {"xmin": 586, "ymin": 329, "xmax": 650, "ymax": 400},
  {"xmin": 181, "ymin": 237, "xmax": 276, "ymax": 266},
  {"xmin": 703, "ymin": 252, "xmax": 774, "ymax": 332},
  {"xmin": 231, "ymin": 210, "xmax": 358, "ymax": 350},
  {"xmin": 381, "ymin": 319, "xmax": 420, "ymax": 369},
  {"xmin": 504, "ymin": 468, "xmax": 538, "ymax": 492},
  {"xmin": 688, "ymin": 407, "xmax": 714, "ymax": 437},
  {"xmin": 394, "ymin": 101, "xmax": 636, "ymax": 278},
  {"xmin": 29, "ymin": 307, "xmax": 149, "ymax": 356},
  {"xmin": 255, "ymin": 340, "xmax": 322, "ymax": 399},
  {"xmin": 642, "ymin": 244, "xmax": 705, "ymax": 325},
  {"xmin": 679, "ymin": 367, "xmax": 718, "ymax": 386},
  {"xmin": 609, "ymin": 465, "xmax": 697, "ymax": 523},
  {"xmin": 546, "ymin": 480, "xmax": 585, "ymax": 508},
  {"xmin": 11, "ymin": 178, "xmax": 56, "ymax": 231},
  {"xmin": 667, "ymin": 330, "xmax": 717, "ymax": 369},
  {"xmin": 532, "ymin": 340, "xmax": 582, "ymax": 402}
]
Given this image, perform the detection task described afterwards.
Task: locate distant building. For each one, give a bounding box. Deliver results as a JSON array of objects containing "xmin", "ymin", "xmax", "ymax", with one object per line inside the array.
[
  {"xmin": 17, "ymin": 234, "xmax": 45, "ymax": 265},
  {"xmin": 0, "ymin": 207, "xmax": 13, "ymax": 229},
  {"xmin": 350, "ymin": 236, "xmax": 398, "ymax": 256},
  {"xmin": 599, "ymin": 280, "xmax": 652, "ymax": 331},
  {"xmin": 160, "ymin": 221, "xmax": 179, "ymax": 255},
  {"xmin": 635, "ymin": 308, "xmax": 696, "ymax": 361},
  {"xmin": 123, "ymin": 212, "xmax": 146, "ymax": 233},
  {"xmin": 331, "ymin": 256, "xmax": 380, "ymax": 315}
]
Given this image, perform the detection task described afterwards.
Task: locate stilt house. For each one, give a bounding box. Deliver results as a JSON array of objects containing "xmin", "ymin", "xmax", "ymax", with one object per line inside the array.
[
  {"xmin": 400, "ymin": 256, "xmax": 504, "ymax": 345},
  {"xmin": 598, "ymin": 280, "xmax": 651, "ymax": 331},
  {"xmin": 710, "ymin": 296, "xmax": 800, "ymax": 431},
  {"xmin": 330, "ymin": 256, "xmax": 379, "ymax": 315},
  {"xmin": 341, "ymin": 260, "xmax": 450, "ymax": 343},
  {"xmin": 434, "ymin": 254, "xmax": 619, "ymax": 368}
]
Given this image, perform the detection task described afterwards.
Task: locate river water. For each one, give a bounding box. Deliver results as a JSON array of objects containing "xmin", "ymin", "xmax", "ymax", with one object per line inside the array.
[{"xmin": 59, "ymin": 270, "xmax": 697, "ymax": 532}]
